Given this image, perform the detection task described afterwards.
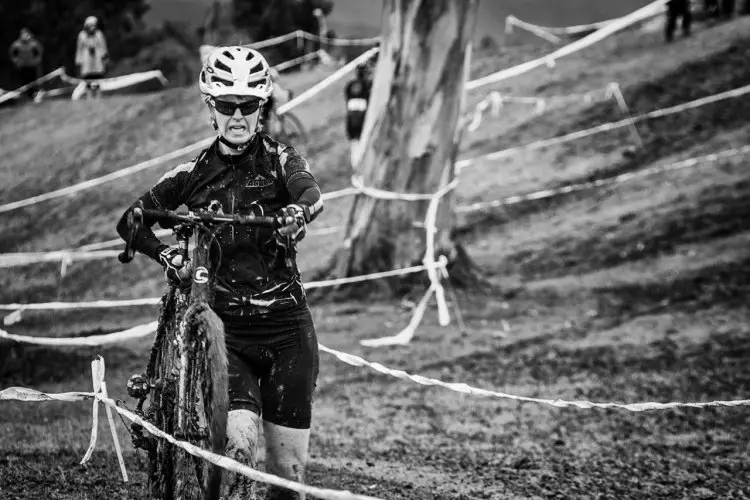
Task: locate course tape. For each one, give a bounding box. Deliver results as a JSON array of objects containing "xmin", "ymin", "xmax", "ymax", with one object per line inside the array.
[
  {"xmin": 506, "ymin": 15, "xmax": 621, "ymax": 40},
  {"xmin": 466, "ymin": 0, "xmax": 668, "ymax": 91},
  {"xmin": 0, "ymin": 322, "xmax": 158, "ymax": 346},
  {"xmin": 318, "ymin": 345, "xmax": 750, "ymax": 411},
  {"xmin": 0, "ymin": 226, "xmax": 341, "ymax": 268},
  {"xmin": 457, "ymin": 145, "xmax": 750, "ymax": 213},
  {"xmin": 456, "ymin": 82, "xmax": 750, "ymax": 171},
  {"xmin": 0, "ymin": 68, "xmax": 65, "ymax": 105}
]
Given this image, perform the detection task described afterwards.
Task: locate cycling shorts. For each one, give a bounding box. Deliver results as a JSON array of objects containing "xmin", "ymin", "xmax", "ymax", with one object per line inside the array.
[{"xmin": 224, "ymin": 304, "xmax": 319, "ymax": 429}]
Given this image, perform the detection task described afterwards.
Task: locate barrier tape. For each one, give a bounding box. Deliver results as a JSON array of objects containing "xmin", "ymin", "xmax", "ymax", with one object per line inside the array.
[
  {"xmin": 457, "ymin": 82, "xmax": 750, "ymax": 171},
  {"xmin": 0, "ymin": 226, "xmax": 340, "ymax": 269},
  {"xmin": 1, "ymin": 359, "xmax": 384, "ymax": 500},
  {"xmin": 0, "ymin": 67, "xmax": 65, "ymax": 105},
  {"xmin": 506, "ymin": 15, "xmax": 617, "ymax": 40},
  {"xmin": 467, "ymin": 0, "xmax": 669, "ymax": 91},
  {"xmin": 504, "ymin": 16, "xmax": 563, "ymax": 44},
  {"xmin": 298, "ymin": 31, "xmax": 381, "ymax": 47},
  {"xmin": 319, "ymin": 344, "xmax": 750, "ymax": 411},
  {"xmin": 0, "ymin": 321, "xmax": 158, "ymax": 346},
  {"xmin": 457, "ymin": 145, "xmax": 750, "ymax": 213},
  {"xmin": 466, "ymin": 85, "xmax": 614, "ymax": 132}
]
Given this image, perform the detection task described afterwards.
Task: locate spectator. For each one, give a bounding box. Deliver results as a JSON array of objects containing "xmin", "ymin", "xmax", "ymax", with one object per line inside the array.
[
  {"xmin": 344, "ymin": 62, "xmax": 373, "ymax": 176},
  {"xmin": 75, "ymin": 16, "xmax": 108, "ymax": 98},
  {"xmin": 665, "ymin": 0, "xmax": 692, "ymax": 42},
  {"xmin": 9, "ymin": 28, "xmax": 43, "ymax": 99}
]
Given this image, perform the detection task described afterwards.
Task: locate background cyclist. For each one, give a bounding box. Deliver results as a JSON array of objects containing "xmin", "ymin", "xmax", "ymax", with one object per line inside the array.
[{"xmin": 117, "ymin": 45, "xmax": 324, "ymax": 500}]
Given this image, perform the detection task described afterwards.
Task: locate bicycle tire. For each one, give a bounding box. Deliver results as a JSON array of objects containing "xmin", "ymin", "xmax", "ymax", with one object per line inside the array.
[
  {"xmin": 278, "ymin": 111, "xmax": 307, "ymax": 146},
  {"xmin": 139, "ymin": 290, "xmax": 228, "ymax": 500}
]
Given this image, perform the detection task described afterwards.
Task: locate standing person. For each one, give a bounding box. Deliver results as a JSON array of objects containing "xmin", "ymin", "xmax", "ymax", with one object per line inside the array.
[
  {"xmin": 9, "ymin": 28, "xmax": 43, "ymax": 99},
  {"xmin": 75, "ymin": 16, "xmax": 108, "ymax": 98},
  {"xmin": 116, "ymin": 46, "xmax": 324, "ymax": 500},
  {"xmin": 665, "ymin": 0, "xmax": 692, "ymax": 42},
  {"xmin": 344, "ymin": 62, "xmax": 373, "ymax": 176}
]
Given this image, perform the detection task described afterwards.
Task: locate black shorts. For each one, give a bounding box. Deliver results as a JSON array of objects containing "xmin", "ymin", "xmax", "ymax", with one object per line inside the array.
[{"xmin": 224, "ymin": 304, "xmax": 319, "ymax": 429}]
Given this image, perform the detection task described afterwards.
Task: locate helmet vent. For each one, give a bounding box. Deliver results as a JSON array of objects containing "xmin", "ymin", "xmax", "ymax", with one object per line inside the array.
[
  {"xmin": 211, "ymin": 76, "xmax": 233, "ymax": 87},
  {"xmin": 215, "ymin": 59, "xmax": 232, "ymax": 73},
  {"xmin": 222, "ymin": 50, "xmax": 236, "ymax": 60}
]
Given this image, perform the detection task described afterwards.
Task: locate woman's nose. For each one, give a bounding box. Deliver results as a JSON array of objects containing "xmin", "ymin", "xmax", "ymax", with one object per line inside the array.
[{"xmin": 233, "ymin": 107, "xmax": 244, "ymax": 118}]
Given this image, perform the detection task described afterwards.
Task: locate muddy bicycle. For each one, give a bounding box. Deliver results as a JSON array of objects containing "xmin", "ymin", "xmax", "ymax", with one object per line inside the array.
[{"xmin": 119, "ymin": 201, "xmax": 278, "ymax": 500}]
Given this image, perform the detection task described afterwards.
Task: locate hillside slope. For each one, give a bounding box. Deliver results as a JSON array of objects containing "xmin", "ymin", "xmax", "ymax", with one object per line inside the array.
[{"xmin": 1, "ymin": 15, "xmax": 749, "ymax": 500}]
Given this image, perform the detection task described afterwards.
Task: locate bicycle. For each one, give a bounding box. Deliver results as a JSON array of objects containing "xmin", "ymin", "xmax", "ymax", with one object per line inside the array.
[{"xmin": 119, "ymin": 200, "xmax": 277, "ymax": 500}]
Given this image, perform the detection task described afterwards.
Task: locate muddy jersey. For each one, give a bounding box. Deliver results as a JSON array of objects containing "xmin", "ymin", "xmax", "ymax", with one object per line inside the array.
[
  {"xmin": 344, "ymin": 78, "xmax": 371, "ymax": 140},
  {"xmin": 117, "ymin": 134, "xmax": 324, "ymax": 319}
]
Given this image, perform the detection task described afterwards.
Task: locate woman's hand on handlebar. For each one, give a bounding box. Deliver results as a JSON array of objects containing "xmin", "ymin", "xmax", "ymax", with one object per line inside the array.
[{"xmin": 158, "ymin": 246, "xmax": 193, "ymax": 288}]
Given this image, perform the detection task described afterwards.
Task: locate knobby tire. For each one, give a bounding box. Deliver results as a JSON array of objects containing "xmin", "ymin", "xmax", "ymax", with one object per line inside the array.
[{"xmin": 139, "ymin": 289, "xmax": 228, "ymax": 500}]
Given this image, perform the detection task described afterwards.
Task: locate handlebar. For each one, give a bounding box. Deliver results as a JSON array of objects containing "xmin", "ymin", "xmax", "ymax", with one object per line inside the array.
[{"xmin": 118, "ymin": 201, "xmax": 278, "ymax": 264}]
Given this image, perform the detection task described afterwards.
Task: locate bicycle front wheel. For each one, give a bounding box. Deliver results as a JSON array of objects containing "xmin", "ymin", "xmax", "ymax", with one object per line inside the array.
[{"xmin": 176, "ymin": 301, "xmax": 228, "ymax": 500}]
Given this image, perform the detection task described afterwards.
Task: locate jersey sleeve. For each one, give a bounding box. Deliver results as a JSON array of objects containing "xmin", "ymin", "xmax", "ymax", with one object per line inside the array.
[
  {"xmin": 116, "ymin": 158, "xmax": 197, "ymax": 261},
  {"xmin": 275, "ymin": 142, "xmax": 324, "ymax": 222}
]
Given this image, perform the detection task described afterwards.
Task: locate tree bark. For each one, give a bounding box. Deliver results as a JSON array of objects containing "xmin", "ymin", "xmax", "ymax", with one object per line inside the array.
[{"xmin": 318, "ymin": 0, "xmax": 484, "ymax": 294}]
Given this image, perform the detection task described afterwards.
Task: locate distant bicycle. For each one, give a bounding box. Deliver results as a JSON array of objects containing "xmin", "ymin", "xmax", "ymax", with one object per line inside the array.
[{"xmin": 119, "ymin": 201, "xmax": 278, "ymax": 500}]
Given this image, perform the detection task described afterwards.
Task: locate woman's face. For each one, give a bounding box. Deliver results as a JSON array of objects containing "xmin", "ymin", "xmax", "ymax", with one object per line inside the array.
[{"xmin": 210, "ymin": 95, "xmax": 263, "ymax": 145}]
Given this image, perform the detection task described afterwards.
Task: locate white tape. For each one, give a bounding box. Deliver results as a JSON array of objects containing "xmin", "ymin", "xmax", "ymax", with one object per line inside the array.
[
  {"xmin": 457, "ymin": 145, "xmax": 750, "ymax": 213},
  {"xmin": 80, "ymin": 357, "xmax": 104, "ymax": 466},
  {"xmin": 457, "ymin": 82, "xmax": 750, "ymax": 171},
  {"xmin": 0, "ymin": 68, "xmax": 65, "ymax": 105},
  {"xmin": 467, "ymin": 0, "xmax": 668, "ymax": 91},
  {"xmin": 0, "ymin": 321, "xmax": 158, "ymax": 346},
  {"xmin": 298, "ymin": 31, "xmax": 381, "ymax": 47},
  {"xmin": 320, "ymin": 345, "xmax": 750, "ymax": 411},
  {"xmin": 505, "ymin": 17, "xmax": 562, "ymax": 44},
  {"xmin": 0, "ymin": 387, "xmax": 93, "ymax": 402},
  {"xmin": 360, "ymin": 284, "xmax": 436, "ymax": 347},
  {"xmin": 247, "ymin": 30, "xmax": 303, "ymax": 50}
]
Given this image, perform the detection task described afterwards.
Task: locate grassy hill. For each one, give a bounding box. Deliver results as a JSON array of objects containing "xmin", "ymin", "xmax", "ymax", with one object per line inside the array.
[{"xmin": 1, "ymin": 13, "xmax": 750, "ymax": 500}]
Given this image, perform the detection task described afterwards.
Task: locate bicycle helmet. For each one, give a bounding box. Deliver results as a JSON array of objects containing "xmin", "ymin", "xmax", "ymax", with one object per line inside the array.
[
  {"xmin": 84, "ymin": 16, "xmax": 98, "ymax": 28},
  {"xmin": 199, "ymin": 46, "xmax": 274, "ymax": 100}
]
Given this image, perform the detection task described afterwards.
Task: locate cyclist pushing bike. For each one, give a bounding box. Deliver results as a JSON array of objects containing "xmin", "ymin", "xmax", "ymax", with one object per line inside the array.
[{"xmin": 117, "ymin": 45, "xmax": 324, "ymax": 500}]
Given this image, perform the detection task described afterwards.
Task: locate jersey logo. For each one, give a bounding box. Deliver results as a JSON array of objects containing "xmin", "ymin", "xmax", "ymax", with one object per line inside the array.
[{"xmin": 246, "ymin": 175, "xmax": 273, "ymax": 188}]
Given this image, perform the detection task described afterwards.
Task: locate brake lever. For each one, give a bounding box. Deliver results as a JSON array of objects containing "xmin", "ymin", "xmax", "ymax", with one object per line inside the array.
[{"xmin": 118, "ymin": 202, "xmax": 144, "ymax": 263}]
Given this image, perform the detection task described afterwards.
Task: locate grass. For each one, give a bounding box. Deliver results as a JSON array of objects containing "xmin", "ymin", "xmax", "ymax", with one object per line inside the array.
[{"xmin": 2, "ymin": 13, "xmax": 750, "ymax": 500}]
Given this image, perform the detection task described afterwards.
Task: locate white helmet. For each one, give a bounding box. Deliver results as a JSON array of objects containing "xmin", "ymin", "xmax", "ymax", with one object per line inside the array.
[
  {"xmin": 84, "ymin": 16, "xmax": 98, "ymax": 28},
  {"xmin": 199, "ymin": 46, "xmax": 273, "ymax": 100}
]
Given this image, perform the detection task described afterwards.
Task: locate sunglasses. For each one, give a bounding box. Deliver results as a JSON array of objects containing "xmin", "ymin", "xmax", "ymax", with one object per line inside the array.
[{"xmin": 211, "ymin": 98, "xmax": 262, "ymax": 116}]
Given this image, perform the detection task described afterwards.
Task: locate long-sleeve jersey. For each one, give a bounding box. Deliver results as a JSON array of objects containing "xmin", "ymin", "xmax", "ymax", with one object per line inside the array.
[
  {"xmin": 344, "ymin": 77, "xmax": 372, "ymax": 140},
  {"xmin": 117, "ymin": 134, "xmax": 324, "ymax": 320},
  {"xmin": 9, "ymin": 38, "xmax": 42, "ymax": 68}
]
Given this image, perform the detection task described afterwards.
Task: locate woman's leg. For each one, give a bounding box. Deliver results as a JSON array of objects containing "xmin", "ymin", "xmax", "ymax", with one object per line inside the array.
[{"xmin": 263, "ymin": 423, "xmax": 311, "ymax": 500}]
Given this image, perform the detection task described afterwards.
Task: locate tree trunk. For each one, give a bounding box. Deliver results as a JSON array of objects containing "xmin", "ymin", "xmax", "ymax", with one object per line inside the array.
[{"xmin": 319, "ymin": 0, "xmax": 485, "ymax": 294}]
